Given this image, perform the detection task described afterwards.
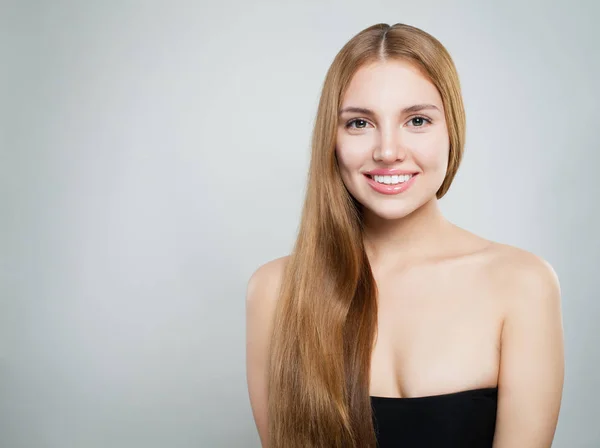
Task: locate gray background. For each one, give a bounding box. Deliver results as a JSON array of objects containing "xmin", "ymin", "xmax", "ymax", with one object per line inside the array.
[{"xmin": 1, "ymin": 0, "xmax": 598, "ymax": 447}]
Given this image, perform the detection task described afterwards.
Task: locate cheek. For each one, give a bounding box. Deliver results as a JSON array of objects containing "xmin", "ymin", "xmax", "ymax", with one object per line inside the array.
[
  {"xmin": 336, "ymin": 130, "xmax": 374, "ymax": 163},
  {"xmin": 412, "ymin": 133, "xmax": 450, "ymax": 171},
  {"xmin": 335, "ymin": 137, "xmax": 365, "ymax": 173},
  {"xmin": 418, "ymin": 148, "xmax": 447, "ymax": 170},
  {"xmin": 335, "ymin": 146, "xmax": 365, "ymax": 195}
]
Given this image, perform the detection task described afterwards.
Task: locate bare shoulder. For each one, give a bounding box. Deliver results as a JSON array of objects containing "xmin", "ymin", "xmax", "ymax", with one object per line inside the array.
[
  {"xmin": 482, "ymin": 242, "xmax": 561, "ymax": 312},
  {"xmin": 245, "ymin": 255, "xmax": 291, "ymax": 339},
  {"xmin": 246, "ymin": 255, "xmax": 290, "ymax": 306},
  {"xmin": 245, "ymin": 255, "xmax": 290, "ymax": 448},
  {"xmin": 484, "ymin": 242, "xmax": 560, "ymax": 288},
  {"xmin": 483, "ymin": 243, "xmax": 564, "ymax": 446}
]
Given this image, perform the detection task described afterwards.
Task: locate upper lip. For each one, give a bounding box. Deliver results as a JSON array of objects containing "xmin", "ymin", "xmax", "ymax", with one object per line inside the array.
[{"xmin": 363, "ymin": 168, "xmax": 419, "ymax": 176}]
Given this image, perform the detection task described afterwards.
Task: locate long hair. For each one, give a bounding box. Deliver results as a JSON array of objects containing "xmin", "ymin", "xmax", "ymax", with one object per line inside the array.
[{"xmin": 266, "ymin": 23, "xmax": 466, "ymax": 448}]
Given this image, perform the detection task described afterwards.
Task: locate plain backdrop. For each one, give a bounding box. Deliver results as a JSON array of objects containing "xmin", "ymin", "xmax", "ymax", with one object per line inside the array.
[{"xmin": 1, "ymin": 0, "xmax": 599, "ymax": 447}]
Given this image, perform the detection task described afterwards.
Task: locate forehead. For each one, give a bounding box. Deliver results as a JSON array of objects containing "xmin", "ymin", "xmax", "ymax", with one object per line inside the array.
[{"xmin": 341, "ymin": 59, "xmax": 443, "ymax": 110}]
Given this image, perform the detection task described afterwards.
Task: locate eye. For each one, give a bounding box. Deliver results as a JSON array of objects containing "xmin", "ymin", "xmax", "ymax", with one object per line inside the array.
[
  {"xmin": 345, "ymin": 118, "xmax": 371, "ymax": 130},
  {"xmin": 407, "ymin": 116, "xmax": 433, "ymax": 128}
]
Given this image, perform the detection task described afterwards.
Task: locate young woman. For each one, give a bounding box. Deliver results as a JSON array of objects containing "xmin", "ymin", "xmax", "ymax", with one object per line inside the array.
[{"xmin": 246, "ymin": 23, "xmax": 564, "ymax": 448}]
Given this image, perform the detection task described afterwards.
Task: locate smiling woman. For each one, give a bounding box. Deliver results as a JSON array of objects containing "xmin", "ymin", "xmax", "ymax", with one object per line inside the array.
[
  {"xmin": 246, "ymin": 22, "xmax": 564, "ymax": 448},
  {"xmin": 335, "ymin": 58, "xmax": 454, "ymax": 221}
]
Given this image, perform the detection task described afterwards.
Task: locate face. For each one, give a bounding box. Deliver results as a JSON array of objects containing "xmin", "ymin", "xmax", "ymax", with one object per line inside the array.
[{"xmin": 335, "ymin": 59, "xmax": 450, "ymax": 220}]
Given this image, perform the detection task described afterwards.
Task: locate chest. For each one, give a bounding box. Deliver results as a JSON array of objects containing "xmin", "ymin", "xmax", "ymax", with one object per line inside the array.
[{"xmin": 368, "ymin": 263, "xmax": 504, "ymax": 398}]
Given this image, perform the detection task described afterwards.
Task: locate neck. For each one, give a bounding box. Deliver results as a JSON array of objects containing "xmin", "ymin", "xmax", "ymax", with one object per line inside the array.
[{"xmin": 362, "ymin": 197, "xmax": 454, "ymax": 269}]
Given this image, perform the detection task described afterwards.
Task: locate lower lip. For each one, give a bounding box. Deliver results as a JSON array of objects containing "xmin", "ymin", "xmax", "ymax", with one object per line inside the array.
[{"xmin": 364, "ymin": 174, "xmax": 418, "ymax": 195}]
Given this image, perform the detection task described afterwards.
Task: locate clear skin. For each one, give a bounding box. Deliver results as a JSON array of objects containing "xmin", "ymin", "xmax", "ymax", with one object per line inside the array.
[
  {"xmin": 246, "ymin": 59, "xmax": 564, "ymax": 448},
  {"xmin": 336, "ymin": 59, "xmax": 454, "ymax": 268},
  {"xmin": 336, "ymin": 60, "xmax": 449, "ymax": 223}
]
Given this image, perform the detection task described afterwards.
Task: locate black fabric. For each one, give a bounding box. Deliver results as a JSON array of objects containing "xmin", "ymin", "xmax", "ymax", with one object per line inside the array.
[{"xmin": 370, "ymin": 387, "xmax": 498, "ymax": 447}]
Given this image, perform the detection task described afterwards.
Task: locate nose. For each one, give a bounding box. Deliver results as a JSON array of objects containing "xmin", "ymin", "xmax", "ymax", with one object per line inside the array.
[{"xmin": 373, "ymin": 125, "xmax": 407, "ymax": 163}]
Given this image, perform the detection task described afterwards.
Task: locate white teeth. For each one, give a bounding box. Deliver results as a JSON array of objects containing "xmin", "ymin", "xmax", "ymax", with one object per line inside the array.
[{"xmin": 372, "ymin": 174, "xmax": 413, "ymax": 185}]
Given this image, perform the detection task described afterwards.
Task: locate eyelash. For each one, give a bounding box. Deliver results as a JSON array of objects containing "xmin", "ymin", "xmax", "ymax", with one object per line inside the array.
[{"xmin": 345, "ymin": 116, "xmax": 432, "ymax": 130}]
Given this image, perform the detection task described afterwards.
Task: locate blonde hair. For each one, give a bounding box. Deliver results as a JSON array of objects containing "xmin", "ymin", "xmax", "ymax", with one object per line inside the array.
[{"xmin": 267, "ymin": 23, "xmax": 466, "ymax": 447}]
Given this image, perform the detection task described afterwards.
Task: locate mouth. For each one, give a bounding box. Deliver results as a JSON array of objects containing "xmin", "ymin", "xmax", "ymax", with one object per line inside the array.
[
  {"xmin": 363, "ymin": 173, "xmax": 418, "ymax": 195},
  {"xmin": 364, "ymin": 173, "xmax": 416, "ymax": 186}
]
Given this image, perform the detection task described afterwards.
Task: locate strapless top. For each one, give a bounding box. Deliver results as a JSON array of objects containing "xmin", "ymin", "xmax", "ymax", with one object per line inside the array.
[{"xmin": 370, "ymin": 387, "xmax": 498, "ymax": 447}]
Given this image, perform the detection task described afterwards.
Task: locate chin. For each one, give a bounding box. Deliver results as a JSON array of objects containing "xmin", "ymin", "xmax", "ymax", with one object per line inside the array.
[{"xmin": 362, "ymin": 202, "xmax": 417, "ymax": 221}]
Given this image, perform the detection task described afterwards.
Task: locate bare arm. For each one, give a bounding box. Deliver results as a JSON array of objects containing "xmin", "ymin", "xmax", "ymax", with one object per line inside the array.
[
  {"xmin": 245, "ymin": 257, "xmax": 287, "ymax": 448},
  {"xmin": 492, "ymin": 255, "xmax": 565, "ymax": 447}
]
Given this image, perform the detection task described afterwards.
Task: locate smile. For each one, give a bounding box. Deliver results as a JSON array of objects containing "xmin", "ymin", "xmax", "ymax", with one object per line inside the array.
[
  {"xmin": 364, "ymin": 173, "xmax": 418, "ymax": 195},
  {"xmin": 369, "ymin": 173, "xmax": 413, "ymax": 185}
]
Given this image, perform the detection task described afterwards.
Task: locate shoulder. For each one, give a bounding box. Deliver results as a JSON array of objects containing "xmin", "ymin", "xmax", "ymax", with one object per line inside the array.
[
  {"xmin": 246, "ymin": 255, "xmax": 290, "ymax": 306},
  {"xmin": 450, "ymin": 226, "xmax": 559, "ymax": 289},
  {"xmin": 446, "ymin": 228, "xmax": 560, "ymax": 298},
  {"xmin": 486, "ymin": 244, "xmax": 564, "ymax": 445},
  {"xmin": 484, "ymin": 242, "xmax": 561, "ymax": 302},
  {"xmin": 480, "ymin": 242, "xmax": 562, "ymax": 333},
  {"xmin": 245, "ymin": 255, "xmax": 290, "ymax": 343},
  {"xmin": 245, "ymin": 255, "xmax": 290, "ymax": 448}
]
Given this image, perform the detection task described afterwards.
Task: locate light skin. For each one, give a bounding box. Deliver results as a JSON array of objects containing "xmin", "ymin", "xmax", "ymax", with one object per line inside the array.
[
  {"xmin": 336, "ymin": 58, "xmax": 456, "ymax": 271},
  {"xmin": 246, "ymin": 58, "xmax": 564, "ymax": 447}
]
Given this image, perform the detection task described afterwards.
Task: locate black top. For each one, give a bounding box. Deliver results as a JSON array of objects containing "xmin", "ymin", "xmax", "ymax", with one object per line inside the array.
[{"xmin": 370, "ymin": 387, "xmax": 498, "ymax": 447}]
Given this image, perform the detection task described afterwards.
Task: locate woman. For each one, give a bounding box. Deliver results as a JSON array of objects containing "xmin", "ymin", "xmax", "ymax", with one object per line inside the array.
[{"xmin": 246, "ymin": 23, "xmax": 564, "ymax": 448}]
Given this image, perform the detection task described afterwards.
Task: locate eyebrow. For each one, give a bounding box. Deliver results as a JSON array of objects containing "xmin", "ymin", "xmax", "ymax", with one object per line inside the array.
[{"xmin": 338, "ymin": 103, "xmax": 441, "ymax": 117}]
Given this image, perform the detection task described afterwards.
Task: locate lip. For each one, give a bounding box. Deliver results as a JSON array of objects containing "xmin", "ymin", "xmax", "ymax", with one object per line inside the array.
[
  {"xmin": 364, "ymin": 173, "xmax": 418, "ymax": 195},
  {"xmin": 364, "ymin": 168, "xmax": 419, "ymax": 176}
]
